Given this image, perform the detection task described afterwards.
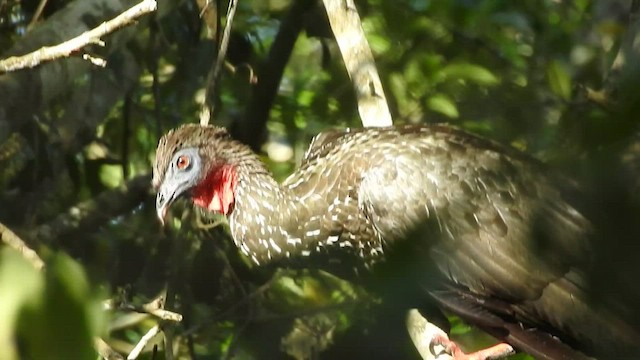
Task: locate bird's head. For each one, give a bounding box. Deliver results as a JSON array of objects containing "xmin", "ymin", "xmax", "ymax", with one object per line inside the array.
[{"xmin": 153, "ymin": 124, "xmax": 239, "ymax": 224}]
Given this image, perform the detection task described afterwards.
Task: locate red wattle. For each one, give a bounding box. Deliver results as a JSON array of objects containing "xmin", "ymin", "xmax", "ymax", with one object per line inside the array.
[{"xmin": 192, "ymin": 164, "xmax": 237, "ymax": 215}]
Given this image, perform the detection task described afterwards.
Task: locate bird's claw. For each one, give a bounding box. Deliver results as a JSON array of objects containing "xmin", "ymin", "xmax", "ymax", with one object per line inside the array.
[{"xmin": 430, "ymin": 335, "xmax": 515, "ymax": 360}]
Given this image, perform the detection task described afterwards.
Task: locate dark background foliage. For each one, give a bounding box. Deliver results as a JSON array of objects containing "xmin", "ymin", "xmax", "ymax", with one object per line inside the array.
[{"xmin": 1, "ymin": 0, "xmax": 639, "ymax": 359}]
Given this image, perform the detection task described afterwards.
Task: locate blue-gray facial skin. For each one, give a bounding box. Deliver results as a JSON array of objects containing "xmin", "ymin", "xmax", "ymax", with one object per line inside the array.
[{"xmin": 156, "ymin": 147, "xmax": 202, "ymax": 223}]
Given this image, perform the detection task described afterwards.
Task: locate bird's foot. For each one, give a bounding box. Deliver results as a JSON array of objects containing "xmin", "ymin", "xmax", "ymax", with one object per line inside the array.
[{"xmin": 431, "ymin": 334, "xmax": 515, "ymax": 360}]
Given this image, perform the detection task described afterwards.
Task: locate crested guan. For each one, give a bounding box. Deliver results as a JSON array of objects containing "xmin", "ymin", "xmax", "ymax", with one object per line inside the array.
[{"xmin": 153, "ymin": 123, "xmax": 640, "ymax": 359}]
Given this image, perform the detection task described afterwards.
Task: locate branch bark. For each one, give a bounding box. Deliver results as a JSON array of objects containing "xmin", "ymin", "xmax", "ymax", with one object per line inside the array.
[
  {"xmin": 0, "ymin": 222, "xmax": 45, "ymax": 271},
  {"xmin": 406, "ymin": 310, "xmax": 453, "ymax": 360},
  {"xmin": 322, "ymin": 0, "xmax": 392, "ymax": 127},
  {"xmin": 0, "ymin": 0, "xmax": 179, "ymax": 137},
  {"xmin": 95, "ymin": 337, "xmax": 125, "ymax": 360},
  {"xmin": 199, "ymin": 0, "xmax": 238, "ymax": 127},
  {"xmin": 104, "ymin": 293, "xmax": 184, "ymax": 322},
  {"xmin": 0, "ymin": 0, "xmax": 157, "ymax": 73},
  {"xmin": 126, "ymin": 325, "xmax": 161, "ymax": 360}
]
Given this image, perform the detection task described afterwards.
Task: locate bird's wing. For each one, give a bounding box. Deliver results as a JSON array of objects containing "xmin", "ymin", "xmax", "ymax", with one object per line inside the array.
[
  {"xmin": 356, "ymin": 126, "xmax": 590, "ymax": 296},
  {"xmin": 300, "ymin": 127, "xmax": 362, "ymax": 167},
  {"xmin": 354, "ymin": 125, "xmax": 640, "ymax": 354}
]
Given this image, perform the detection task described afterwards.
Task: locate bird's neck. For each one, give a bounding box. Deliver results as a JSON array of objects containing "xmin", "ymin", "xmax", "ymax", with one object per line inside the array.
[
  {"xmin": 211, "ymin": 140, "xmax": 384, "ymax": 272},
  {"xmin": 227, "ymin": 156, "xmax": 299, "ymax": 265}
]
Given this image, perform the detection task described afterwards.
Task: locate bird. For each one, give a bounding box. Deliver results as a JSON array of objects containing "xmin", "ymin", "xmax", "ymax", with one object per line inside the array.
[{"xmin": 153, "ymin": 123, "xmax": 640, "ymax": 359}]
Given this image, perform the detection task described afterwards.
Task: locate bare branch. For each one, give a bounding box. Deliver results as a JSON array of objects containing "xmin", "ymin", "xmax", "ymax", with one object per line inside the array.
[
  {"xmin": 0, "ymin": 0, "xmax": 157, "ymax": 73},
  {"xmin": 95, "ymin": 337, "xmax": 125, "ymax": 360},
  {"xmin": 104, "ymin": 294, "xmax": 184, "ymax": 323},
  {"xmin": 406, "ymin": 309, "xmax": 514, "ymax": 360},
  {"xmin": 0, "ymin": 222, "xmax": 45, "ymax": 271},
  {"xmin": 322, "ymin": 0, "xmax": 392, "ymax": 127},
  {"xmin": 406, "ymin": 309, "xmax": 453, "ymax": 360},
  {"xmin": 127, "ymin": 325, "xmax": 161, "ymax": 360},
  {"xmin": 200, "ymin": 0, "xmax": 239, "ymax": 126},
  {"xmin": 26, "ymin": 0, "xmax": 49, "ymax": 32}
]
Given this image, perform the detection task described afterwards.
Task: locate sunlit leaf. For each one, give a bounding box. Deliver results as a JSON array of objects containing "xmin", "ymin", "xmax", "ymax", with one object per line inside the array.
[
  {"xmin": 297, "ymin": 89, "xmax": 315, "ymax": 107},
  {"xmin": 100, "ymin": 164, "xmax": 123, "ymax": 188},
  {"xmin": 0, "ymin": 248, "xmax": 43, "ymax": 360},
  {"xmin": 438, "ymin": 63, "xmax": 499, "ymax": 86},
  {"xmin": 18, "ymin": 254, "xmax": 100, "ymax": 360},
  {"xmin": 546, "ymin": 60, "xmax": 572, "ymax": 101},
  {"xmin": 427, "ymin": 94, "xmax": 459, "ymax": 118}
]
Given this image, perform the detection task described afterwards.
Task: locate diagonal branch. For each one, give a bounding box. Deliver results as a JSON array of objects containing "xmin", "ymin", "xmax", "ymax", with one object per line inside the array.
[
  {"xmin": 200, "ymin": 0, "xmax": 239, "ymax": 126},
  {"xmin": 0, "ymin": 0, "xmax": 157, "ymax": 73},
  {"xmin": 322, "ymin": 0, "xmax": 392, "ymax": 127},
  {"xmin": 0, "ymin": 222, "xmax": 45, "ymax": 271}
]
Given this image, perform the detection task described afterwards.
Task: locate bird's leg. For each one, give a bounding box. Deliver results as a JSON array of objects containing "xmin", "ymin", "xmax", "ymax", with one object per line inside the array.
[
  {"xmin": 407, "ymin": 309, "xmax": 514, "ymax": 360},
  {"xmin": 431, "ymin": 334, "xmax": 514, "ymax": 360}
]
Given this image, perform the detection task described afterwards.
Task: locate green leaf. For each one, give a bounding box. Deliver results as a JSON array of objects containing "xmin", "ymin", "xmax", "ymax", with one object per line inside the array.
[
  {"xmin": 546, "ymin": 60, "xmax": 572, "ymax": 101},
  {"xmin": 438, "ymin": 63, "xmax": 499, "ymax": 85},
  {"xmin": 99, "ymin": 164, "xmax": 123, "ymax": 188},
  {"xmin": 0, "ymin": 248, "xmax": 44, "ymax": 360},
  {"xmin": 427, "ymin": 94, "xmax": 459, "ymax": 118},
  {"xmin": 17, "ymin": 253, "xmax": 101, "ymax": 360}
]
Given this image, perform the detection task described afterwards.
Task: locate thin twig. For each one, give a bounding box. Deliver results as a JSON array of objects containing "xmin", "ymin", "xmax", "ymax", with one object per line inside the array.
[
  {"xmin": 122, "ymin": 92, "xmax": 132, "ymax": 179},
  {"xmin": 0, "ymin": 0, "xmax": 157, "ymax": 73},
  {"xmin": 26, "ymin": 0, "xmax": 49, "ymax": 32},
  {"xmin": 141, "ymin": 295, "xmax": 183, "ymax": 323},
  {"xmin": 182, "ymin": 274, "xmax": 278, "ymax": 337},
  {"xmin": 149, "ymin": 17, "xmax": 163, "ymax": 139},
  {"xmin": 95, "ymin": 337, "xmax": 125, "ymax": 360},
  {"xmin": 200, "ymin": 0, "xmax": 239, "ymax": 126},
  {"xmin": 215, "ymin": 244, "xmax": 251, "ymax": 360},
  {"xmin": 163, "ymin": 326, "xmax": 174, "ymax": 360},
  {"xmin": 224, "ymin": 61, "xmax": 257, "ymax": 83},
  {"xmin": 103, "ymin": 294, "xmax": 183, "ymax": 322},
  {"xmin": 195, "ymin": 211, "xmax": 224, "ymax": 230},
  {"xmin": 127, "ymin": 325, "xmax": 161, "ymax": 360},
  {"xmin": 0, "ymin": 222, "xmax": 45, "ymax": 271}
]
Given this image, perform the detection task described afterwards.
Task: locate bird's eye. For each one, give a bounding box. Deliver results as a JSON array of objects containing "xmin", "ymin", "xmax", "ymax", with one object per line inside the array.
[{"xmin": 176, "ymin": 155, "xmax": 190, "ymax": 170}]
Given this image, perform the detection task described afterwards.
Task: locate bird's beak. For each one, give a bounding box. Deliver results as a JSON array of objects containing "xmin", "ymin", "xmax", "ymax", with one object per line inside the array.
[{"xmin": 156, "ymin": 180, "xmax": 180, "ymax": 226}]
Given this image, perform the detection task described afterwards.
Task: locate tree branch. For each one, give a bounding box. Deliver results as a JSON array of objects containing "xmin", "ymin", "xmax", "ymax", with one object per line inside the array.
[
  {"xmin": 104, "ymin": 293, "xmax": 183, "ymax": 323},
  {"xmin": 0, "ymin": 222, "xmax": 45, "ymax": 271},
  {"xmin": 199, "ymin": 0, "xmax": 239, "ymax": 126},
  {"xmin": 26, "ymin": 0, "xmax": 49, "ymax": 32},
  {"xmin": 406, "ymin": 309, "xmax": 453, "ymax": 360},
  {"xmin": 322, "ymin": 0, "xmax": 392, "ymax": 127},
  {"xmin": 95, "ymin": 337, "xmax": 125, "ymax": 360},
  {"xmin": 0, "ymin": 0, "xmax": 180, "ymax": 137},
  {"xmin": 127, "ymin": 325, "xmax": 161, "ymax": 360},
  {"xmin": 0, "ymin": 0, "xmax": 157, "ymax": 73}
]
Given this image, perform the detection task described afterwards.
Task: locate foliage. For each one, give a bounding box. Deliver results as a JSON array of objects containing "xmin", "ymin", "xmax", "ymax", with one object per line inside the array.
[
  {"xmin": 0, "ymin": 248, "xmax": 102, "ymax": 360},
  {"xmin": 0, "ymin": 0, "xmax": 639, "ymax": 359}
]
